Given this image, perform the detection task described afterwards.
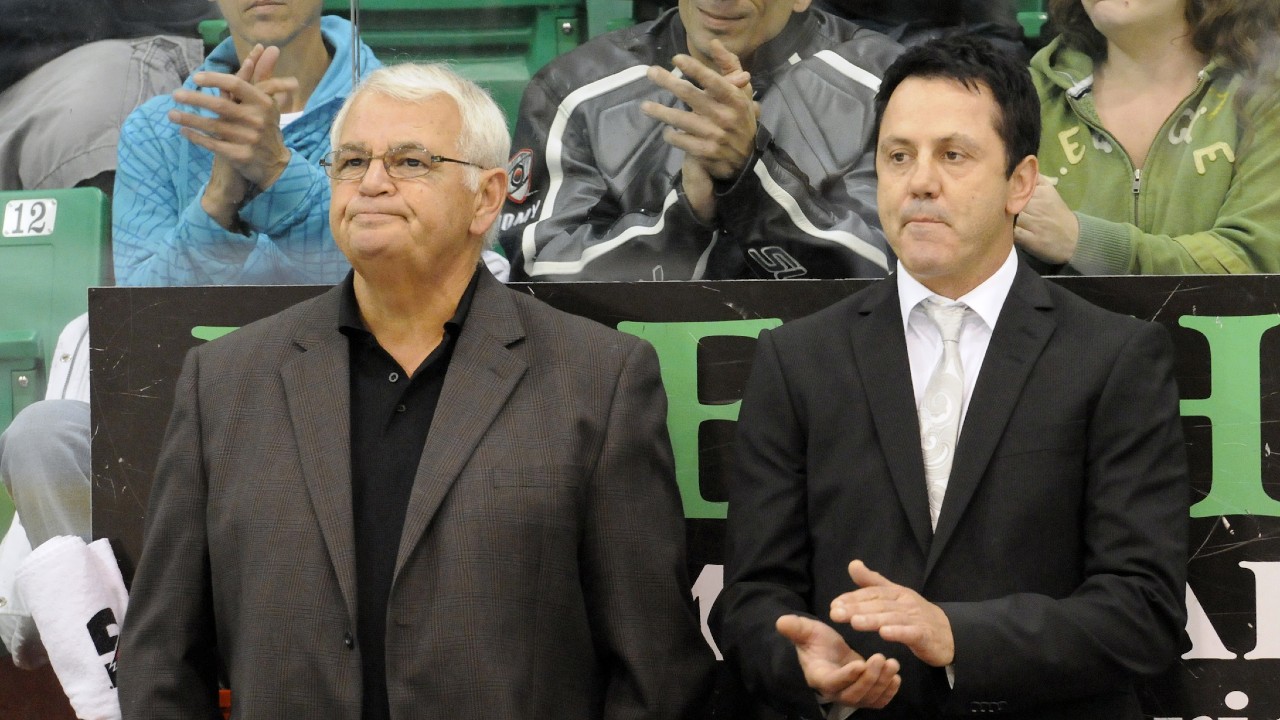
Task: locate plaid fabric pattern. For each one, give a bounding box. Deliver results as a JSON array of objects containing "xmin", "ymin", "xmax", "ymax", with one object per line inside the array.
[{"xmin": 112, "ymin": 16, "xmax": 381, "ymax": 286}]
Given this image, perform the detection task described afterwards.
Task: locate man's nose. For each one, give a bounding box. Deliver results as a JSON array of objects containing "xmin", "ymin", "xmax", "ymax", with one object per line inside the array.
[
  {"xmin": 358, "ymin": 156, "xmax": 395, "ymax": 193},
  {"xmin": 907, "ymin": 157, "xmax": 941, "ymax": 197}
]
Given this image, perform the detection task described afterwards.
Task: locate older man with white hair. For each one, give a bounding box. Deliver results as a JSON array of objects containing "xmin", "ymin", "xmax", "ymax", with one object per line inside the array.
[{"xmin": 118, "ymin": 63, "xmax": 714, "ymax": 720}]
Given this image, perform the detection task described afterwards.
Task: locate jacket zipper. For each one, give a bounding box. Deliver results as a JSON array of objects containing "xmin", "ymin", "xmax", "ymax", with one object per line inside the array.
[{"xmin": 1132, "ymin": 168, "xmax": 1142, "ymax": 224}]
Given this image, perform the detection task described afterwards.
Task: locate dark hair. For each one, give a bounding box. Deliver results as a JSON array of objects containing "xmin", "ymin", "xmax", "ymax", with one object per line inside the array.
[
  {"xmin": 873, "ymin": 35, "xmax": 1040, "ymax": 177},
  {"xmin": 1048, "ymin": 0, "xmax": 1280, "ymax": 117}
]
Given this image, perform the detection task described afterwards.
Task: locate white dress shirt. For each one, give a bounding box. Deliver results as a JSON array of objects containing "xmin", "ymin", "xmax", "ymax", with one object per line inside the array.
[{"xmin": 897, "ymin": 247, "xmax": 1019, "ymax": 432}]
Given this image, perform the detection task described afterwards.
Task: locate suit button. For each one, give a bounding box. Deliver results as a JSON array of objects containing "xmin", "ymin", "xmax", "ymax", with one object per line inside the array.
[{"xmin": 344, "ymin": 632, "xmax": 354, "ymax": 649}]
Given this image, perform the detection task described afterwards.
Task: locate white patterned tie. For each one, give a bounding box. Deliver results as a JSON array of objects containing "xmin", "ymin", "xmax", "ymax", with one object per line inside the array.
[{"xmin": 918, "ymin": 299, "xmax": 970, "ymax": 531}]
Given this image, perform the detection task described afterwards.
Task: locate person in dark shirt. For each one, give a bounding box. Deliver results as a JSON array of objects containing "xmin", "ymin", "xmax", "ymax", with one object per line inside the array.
[{"xmin": 118, "ymin": 62, "xmax": 714, "ymax": 720}]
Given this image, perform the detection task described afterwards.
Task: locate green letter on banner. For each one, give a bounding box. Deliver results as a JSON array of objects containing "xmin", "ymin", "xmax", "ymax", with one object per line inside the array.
[
  {"xmin": 1180, "ymin": 314, "xmax": 1280, "ymax": 517},
  {"xmin": 619, "ymin": 319, "xmax": 781, "ymax": 518}
]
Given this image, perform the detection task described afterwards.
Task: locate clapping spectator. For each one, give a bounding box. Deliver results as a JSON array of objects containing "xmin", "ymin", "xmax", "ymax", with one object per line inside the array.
[{"xmin": 1017, "ymin": 0, "xmax": 1280, "ymax": 274}]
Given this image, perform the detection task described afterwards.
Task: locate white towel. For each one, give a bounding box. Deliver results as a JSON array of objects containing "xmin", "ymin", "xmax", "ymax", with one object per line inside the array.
[
  {"xmin": 15, "ymin": 535, "xmax": 128, "ymax": 720},
  {"xmin": 0, "ymin": 514, "xmax": 47, "ymax": 669}
]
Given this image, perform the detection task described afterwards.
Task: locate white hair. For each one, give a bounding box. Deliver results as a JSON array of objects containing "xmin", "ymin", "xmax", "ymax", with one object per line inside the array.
[{"xmin": 330, "ymin": 63, "xmax": 511, "ymax": 244}]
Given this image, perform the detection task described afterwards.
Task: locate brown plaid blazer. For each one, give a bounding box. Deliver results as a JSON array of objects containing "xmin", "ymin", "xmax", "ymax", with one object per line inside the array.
[{"xmin": 119, "ymin": 270, "xmax": 714, "ymax": 719}]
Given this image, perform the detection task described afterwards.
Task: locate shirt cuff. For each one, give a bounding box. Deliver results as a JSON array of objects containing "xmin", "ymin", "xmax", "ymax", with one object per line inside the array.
[{"xmin": 817, "ymin": 694, "xmax": 857, "ymax": 720}]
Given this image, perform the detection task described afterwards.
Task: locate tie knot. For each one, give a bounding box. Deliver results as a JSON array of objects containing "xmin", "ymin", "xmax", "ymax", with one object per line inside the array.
[{"xmin": 922, "ymin": 298, "xmax": 969, "ymax": 343}]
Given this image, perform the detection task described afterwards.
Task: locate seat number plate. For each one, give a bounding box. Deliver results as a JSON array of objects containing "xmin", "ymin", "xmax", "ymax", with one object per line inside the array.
[{"xmin": 3, "ymin": 199, "xmax": 58, "ymax": 237}]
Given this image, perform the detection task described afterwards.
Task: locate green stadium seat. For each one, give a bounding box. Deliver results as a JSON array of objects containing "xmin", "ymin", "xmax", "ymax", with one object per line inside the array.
[
  {"xmin": 0, "ymin": 187, "xmax": 111, "ymax": 536},
  {"xmin": 1016, "ymin": 0, "xmax": 1048, "ymax": 40},
  {"xmin": 199, "ymin": 0, "xmax": 634, "ymax": 129}
]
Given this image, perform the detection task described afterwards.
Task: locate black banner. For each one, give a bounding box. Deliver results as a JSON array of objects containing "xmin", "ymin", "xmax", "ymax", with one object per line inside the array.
[{"xmin": 91, "ymin": 276, "xmax": 1280, "ymax": 720}]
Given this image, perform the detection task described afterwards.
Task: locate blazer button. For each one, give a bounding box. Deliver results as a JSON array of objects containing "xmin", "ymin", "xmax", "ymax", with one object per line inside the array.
[{"xmin": 344, "ymin": 632, "xmax": 354, "ymax": 649}]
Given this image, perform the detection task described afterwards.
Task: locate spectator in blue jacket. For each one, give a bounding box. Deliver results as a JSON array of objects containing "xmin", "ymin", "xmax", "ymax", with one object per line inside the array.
[{"xmin": 112, "ymin": 0, "xmax": 382, "ymax": 287}]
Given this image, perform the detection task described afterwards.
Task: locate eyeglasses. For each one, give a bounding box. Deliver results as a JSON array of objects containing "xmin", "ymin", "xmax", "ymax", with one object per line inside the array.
[{"xmin": 320, "ymin": 146, "xmax": 481, "ymax": 181}]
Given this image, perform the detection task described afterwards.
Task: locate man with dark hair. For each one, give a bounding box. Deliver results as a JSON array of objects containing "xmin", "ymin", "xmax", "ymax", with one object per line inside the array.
[
  {"xmin": 499, "ymin": 0, "xmax": 902, "ymax": 281},
  {"xmin": 868, "ymin": 33, "xmax": 1042, "ymax": 178},
  {"xmin": 712, "ymin": 35, "xmax": 1188, "ymax": 718}
]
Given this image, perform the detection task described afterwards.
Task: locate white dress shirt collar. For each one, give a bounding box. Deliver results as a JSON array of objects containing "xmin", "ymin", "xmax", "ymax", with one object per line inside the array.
[{"xmin": 896, "ymin": 246, "xmax": 1019, "ymax": 334}]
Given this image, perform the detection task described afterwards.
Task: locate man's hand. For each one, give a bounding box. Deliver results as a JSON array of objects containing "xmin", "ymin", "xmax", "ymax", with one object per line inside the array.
[
  {"xmin": 1014, "ymin": 175, "xmax": 1080, "ymax": 265},
  {"xmin": 641, "ymin": 40, "xmax": 759, "ymax": 222},
  {"xmin": 830, "ymin": 560, "xmax": 955, "ymax": 668},
  {"xmin": 169, "ymin": 44, "xmax": 299, "ymax": 228},
  {"xmin": 776, "ymin": 614, "xmax": 901, "ymax": 710}
]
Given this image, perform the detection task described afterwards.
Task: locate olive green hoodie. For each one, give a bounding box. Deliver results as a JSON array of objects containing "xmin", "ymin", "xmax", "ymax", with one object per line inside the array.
[{"xmin": 1030, "ymin": 37, "xmax": 1280, "ymax": 274}]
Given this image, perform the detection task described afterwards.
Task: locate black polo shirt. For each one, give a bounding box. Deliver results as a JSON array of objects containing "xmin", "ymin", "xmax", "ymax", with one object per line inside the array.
[{"xmin": 337, "ymin": 269, "xmax": 478, "ymax": 720}]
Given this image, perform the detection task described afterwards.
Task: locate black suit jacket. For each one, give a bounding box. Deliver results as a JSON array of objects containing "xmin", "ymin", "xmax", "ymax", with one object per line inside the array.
[
  {"xmin": 711, "ymin": 262, "xmax": 1188, "ymax": 718},
  {"xmin": 119, "ymin": 270, "xmax": 715, "ymax": 720}
]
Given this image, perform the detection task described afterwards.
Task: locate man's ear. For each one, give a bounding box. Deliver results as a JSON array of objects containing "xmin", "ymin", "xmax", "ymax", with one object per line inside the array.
[
  {"xmin": 1006, "ymin": 154, "xmax": 1038, "ymax": 216},
  {"xmin": 470, "ymin": 167, "xmax": 507, "ymax": 238},
  {"xmin": 792, "ymin": 0, "xmax": 813, "ymax": 11}
]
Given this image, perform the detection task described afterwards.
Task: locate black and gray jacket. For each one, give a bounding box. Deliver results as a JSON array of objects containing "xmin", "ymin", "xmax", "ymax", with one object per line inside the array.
[{"xmin": 499, "ymin": 8, "xmax": 902, "ymax": 281}]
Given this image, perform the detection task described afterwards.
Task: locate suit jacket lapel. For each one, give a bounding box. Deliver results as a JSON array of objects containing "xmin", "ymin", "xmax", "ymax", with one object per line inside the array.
[
  {"xmin": 852, "ymin": 278, "xmax": 933, "ymax": 557},
  {"xmin": 393, "ymin": 271, "xmax": 528, "ymax": 578},
  {"xmin": 926, "ymin": 263, "xmax": 1056, "ymax": 576},
  {"xmin": 280, "ymin": 286, "xmax": 360, "ymax": 622}
]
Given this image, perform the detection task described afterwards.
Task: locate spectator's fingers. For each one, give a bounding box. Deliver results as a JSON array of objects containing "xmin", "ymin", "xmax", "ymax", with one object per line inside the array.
[
  {"xmin": 167, "ymin": 100, "xmax": 264, "ymax": 140},
  {"xmin": 238, "ymin": 45, "xmax": 264, "ymax": 75},
  {"xmin": 171, "ymin": 110, "xmax": 268, "ymax": 154},
  {"xmin": 170, "ymin": 91, "xmax": 250, "ymax": 124},
  {"xmin": 645, "ymin": 65, "xmax": 710, "ymax": 109},
  {"xmin": 670, "ymin": 54, "xmax": 752, "ymax": 109},
  {"xmin": 168, "ymin": 108, "xmax": 226, "ymax": 137},
  {"xmin": 707, "ymin": 39, "xmax": 746, "ymax": 78},
  {"xmin": 251, "ymin": 45, "xmax": 281, "ymax": 84},
  {"xmin": 256, "ymin": 77, "xmax": 300, "ymax": 111},
  {"xmin": 647, "ymin": 62, "xmax": 744, "ymax": 122},
  {"xmin": 193, "ymin": 72, "xmax": 281, "ymax": 113},
  {"xmin": 722, "ymin": 69, "xmax": 752, "ymax": 89},
  {"xmin": 228, "ymin": 45, "xmax": 264, "ymax": 103},
  {"xmin": 661, "ymin": 127, "xmax": 723, "ymax": 159},
  {"xmin": 192, "ymin": 70, "xmax": 254, "ymax": 95},
  {"xmin": 641, "ymin": 101, "xmax": 717, "ymax": 137},
  {"xmin": 177, "ymin": 126, "xmax": 254, "ymax": 163}
]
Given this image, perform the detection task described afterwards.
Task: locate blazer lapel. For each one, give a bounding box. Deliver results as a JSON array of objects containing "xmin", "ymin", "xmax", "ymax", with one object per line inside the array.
[
  {"xmin": 393, "ymin": 272, "xmax": 528, "ymax": 577},
  {"xmin": 926, "ymin": 264, "xmax": 1056, "ymax": 576},
  {"xmin": 280, "ymin": 286, "xmax": 360, "ymax": 622},
  {"xmin": 851, "ymin": 279, "xmax": 933, "ymax": 557}
]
